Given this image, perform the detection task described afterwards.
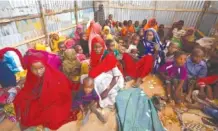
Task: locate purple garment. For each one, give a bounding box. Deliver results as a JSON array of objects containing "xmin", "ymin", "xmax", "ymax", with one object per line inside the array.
[
  {"xmin": 159, "ymin": 61, "xmax": 187, "ymax": 80},
  {"xmin": 72, "ymin": 89, "xmax": 99, "ymax": 109},
  {"xmin": 25, "ymin": 49, "xmax": 62, "ymax": 70},
  {"xmin": 186, "ymin": 57, "xmax": 207, "ymax": 78}
]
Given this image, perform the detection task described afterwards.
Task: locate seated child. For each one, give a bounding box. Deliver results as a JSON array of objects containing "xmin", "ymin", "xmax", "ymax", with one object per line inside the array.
[
  {"xmin": 126, "ymin": 34, "xmax": 140, "ymax": 53},
  {"xmin": 134, "ymin": 21, "xmax": 140, "ymax": 33},
  {"xmin": 57, "ymin": 41, "xmax": 66, "ymax": 61},
  {"xmin": 75, "ymin": 45, "xmax": 86, "ymax": 62},
  {"xmin": 185, "ymin": 47, "xmax": 207, "ymax": 103},
  {"xmin": 157, "ymin": 24, "xmax": 165, "ymax": 43},
  {"xmin": 159, "ymin": 51, "xmax": 187, "ymax": 103},
  {"xmin": 103, "ymin": 39, "xmax": 120, "ymax": 59},
  {"xmin": 164, "ymin": 41, "xmax": 180, "ymax": 63},
  {"xmin": 72, "ymin": 77, "xmax": 105, "ymax": 123},
  {"xmin": 197, "ymin": 75, "xmax": 218, "ymax": 100}
]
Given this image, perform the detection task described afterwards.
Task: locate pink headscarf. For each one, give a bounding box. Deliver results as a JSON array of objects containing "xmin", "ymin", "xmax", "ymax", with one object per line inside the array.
[
  {"xmin": 73, "ymin": 24, "xmax": 83, "ymax": 43},
  {"xmin": 65, "ymin": 39, "xmax": 75, "ymax": 49},
  {"xmin": 88, "ymin": 22, "xmax": 102, "ymax": 53}
]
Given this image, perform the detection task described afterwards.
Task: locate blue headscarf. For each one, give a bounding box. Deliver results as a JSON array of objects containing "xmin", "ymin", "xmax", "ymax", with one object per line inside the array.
[
  {"xmin": 142, "ymin": 28, "xmax": 164, "ymax": 73},
  {"xmin": 0, "ymin": 61, "xmax": 16, "ymax": 88}
]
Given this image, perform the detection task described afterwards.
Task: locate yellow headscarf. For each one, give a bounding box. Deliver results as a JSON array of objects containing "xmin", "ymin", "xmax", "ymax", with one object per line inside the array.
[
  {"xmin": 50, "ymin": 33, "xmax": 66, "ymax": 53},
  {"xmin": 103, "ymin": 26, "xmax": 113, "ymax": 40}
]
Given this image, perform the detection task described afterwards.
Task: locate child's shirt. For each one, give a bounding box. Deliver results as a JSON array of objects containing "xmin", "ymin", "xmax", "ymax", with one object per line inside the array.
[
  {"xmin": 76, "ymin": 54, "xmax": 86, "ymax": 62},
  {"xmin": 72, "ymin": 89, "xmax": 99, "ymax": 109},
  {"xmin": 165, "ymin": 54, "xmax": 174, "ymax": 63},
  {"xmin": 159, "ymin": 62, "xmax": 187, "ymax": 80},
  {"xmin": 185, "ymin": 57, "xmax": 207, "ymax": 79},
  {"xmin": 103, "ymin": 49, "xmax": 120, "ymax": 59}
]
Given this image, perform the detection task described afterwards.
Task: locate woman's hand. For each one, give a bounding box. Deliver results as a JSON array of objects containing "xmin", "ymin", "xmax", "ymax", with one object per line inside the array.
[{"xmin": 100, "ymin": 88, "xmax": 110, "ymax": 100}]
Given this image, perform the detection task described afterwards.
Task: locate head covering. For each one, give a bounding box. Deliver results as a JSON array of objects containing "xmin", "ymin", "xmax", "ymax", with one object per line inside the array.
[
  {"xmin": 24, "ymin": 49, "xmax": 61, "ymax": 70},
  {"xmin": 86, "ymin": 20, "xmax": 95, "ymax": 38},
  {"xmin": 144, "ymin": 28, "xmax": 161, "ymax": 47},
  {"xmin": 88, "ymin": 22, "xmax": 102, "ymax": 53},
  {"xmin": 73, "ymin": 24, "xmax": 83, "ymax": 43},
  {"xmin": 90, "ymin": 36, "xmax": 106, "ymax": 68},
  {"xmin": 65, "ymin": 39, "xmax": 76, "ymax": 49},
  {"xmin": 62, "ymin": 49, "xmax": 81, "ymax": 78},
  {"xmin": 14, "ymin": 51, "xmax": 72, "ymax": 130},
  {"xmin": 89, "ymin": 36, "xmax": 117, "ymax": 78},
  {"xmin": 103, "ymin": 26, "xmax": 113, "ymax": 40},
  {"xmin": 0, "ymin": 47, "xmax": 24, "ymax": 68},
  {"xmin": 144, "ymin": 18, "xmax": 158, "ymax": 31},
  {"xmin": 184, "ymin": 27, "xmax": 195, "ymax": 42}
]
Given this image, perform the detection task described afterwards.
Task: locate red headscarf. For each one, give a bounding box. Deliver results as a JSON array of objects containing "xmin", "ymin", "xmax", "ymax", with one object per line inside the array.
[
  {"xmin": 144, "ymin": 18, "xmax": 158, "ymax": 31},
  {"xmin": 0, "ymin": 47, "xmax": 24, "ymax": 68},
  {"xmin": 14, "ymin": 51, "xmax": 72, "ymax": 130},
  {"xmin": 89, "ymin": 36, "xmax": 117, "ymax": 78}
]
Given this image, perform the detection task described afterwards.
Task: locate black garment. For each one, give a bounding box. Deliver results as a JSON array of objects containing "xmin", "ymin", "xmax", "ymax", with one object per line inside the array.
[
  {"xmin": 79, "ymin": 39, "xmax": 89, "ymax": 56},
  {"xmin": 137, "ymin": 40, "xmax": 145, "ymax": 58}
]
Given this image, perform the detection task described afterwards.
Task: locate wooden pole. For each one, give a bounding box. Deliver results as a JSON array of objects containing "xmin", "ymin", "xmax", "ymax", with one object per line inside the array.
[
  {"xmin": 74, "ymin": 0, "xmax": 78, "ymax": 25},
  {"xmin": 195, "ymin": 1, "xmax": 211, "ymax": 29},
  {"xmin": 153, "ymin": 0, "xmax": 157, "ymax": 18},
  {"xmin": 38, "ymin": 0, "xmax": 49, "ymax": 45}
]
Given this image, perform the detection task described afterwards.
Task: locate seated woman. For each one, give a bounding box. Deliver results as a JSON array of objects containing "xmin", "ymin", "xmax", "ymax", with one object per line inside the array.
[
  {"xmin": 142, "ymin": 28, "xmax": 164, "ymax": 73},
  {"xmin": 49, "ymin": 33, "xmax": 66, "ymax": 53},
  {"xmin": 62, "ymin": 49, "xmax": 82, "ymax": 91},
  {"xmin": 24, "ymin": 49, "xmax": 62, "ymax": 71},
  {"xmin": 88, "ymin": 36, "xmax": 124, "ymax": 109},
  {"xmin": 14, "ymin": 50, "xmax": 72, "ymax": 130}
]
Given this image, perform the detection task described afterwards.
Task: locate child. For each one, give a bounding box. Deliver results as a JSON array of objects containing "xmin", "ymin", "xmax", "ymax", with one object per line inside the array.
[
  {"xmin": 72, "ymin": 77, "xmax": 106, "ymax": 123},
  {"xmin": 159, "ymin": 51, "xmax": 187, "ymax": 103},
  {"xmin": 126, "ymin": 34, "xmax": 140, "ymax": 54},
  {"xmin": 75, "ymin": 45, "xmax": 86, "ymax": 62},
  {"xmin": 127, "ymin": 20, "xmax": 135, "ymax": 33},
  {"xmin": 164, "ymin": 41, "xmax": 180, "ymax": 63},
  {"xmin": 134, "ymin": 21, "xmax": 140, "ymax": 33},
  {"xmin": 57, "ymin": 41, "xmax": 66, "ymax": 61},
  {"xmin": 103, "ymin": 26, "xmax": 113, "ymax": 40},
  {"xmin": 185, "ymin": 47, "xmax": 207, "ymax": 103},
  {"xmin": 121, "ymin": 20, "xmax": 128, "ymax": 37},
  {"xmin": 114, "ymin": 21, "xmax": 122, "ymax": 36},
  {"xmin": 157, "ymin": 24, "xmax": 165, "ymax": 42},
  {"xmin": 103, "ymin": 39, "xmax": 120, "ymax": 59}
]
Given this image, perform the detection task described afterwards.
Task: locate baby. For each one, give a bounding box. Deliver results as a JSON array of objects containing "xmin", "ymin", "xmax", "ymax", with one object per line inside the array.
[
  {"xmin": 72, "ymin": 77, "xmax": 105, "ymax": 123},
  {"xmin": 75, "ymin": 45, "xmax": 86, "ymax": 62},
  {"xmin": 159, "ymin": 51, "xmax": 187, "ymax": 103}
]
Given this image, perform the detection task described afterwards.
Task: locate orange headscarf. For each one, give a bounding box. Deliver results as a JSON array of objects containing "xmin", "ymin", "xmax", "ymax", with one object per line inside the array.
[{"xmin": 144, "ymin": 18, "xmax": 158, "ymax": 31}]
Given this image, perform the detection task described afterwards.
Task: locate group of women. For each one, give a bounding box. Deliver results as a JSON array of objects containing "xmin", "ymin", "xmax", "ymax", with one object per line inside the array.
[{"xmin": 0, "ymin": 16, "xmax": 209, "ymax": 131}]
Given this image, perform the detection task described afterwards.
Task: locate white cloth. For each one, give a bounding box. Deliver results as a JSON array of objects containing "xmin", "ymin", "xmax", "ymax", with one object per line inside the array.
[{"xmin": 94, "ymin": 67, "xmax": 124, "ymax": 108}]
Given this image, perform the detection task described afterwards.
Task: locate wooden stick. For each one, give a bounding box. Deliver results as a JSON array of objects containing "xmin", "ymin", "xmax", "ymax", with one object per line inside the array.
[{"xmin": 0, "ymin": 14, "xmax": 40, "ymax": 24}]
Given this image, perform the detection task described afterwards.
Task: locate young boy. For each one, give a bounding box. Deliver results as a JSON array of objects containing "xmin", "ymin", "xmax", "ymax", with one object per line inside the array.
[
  {"xmin": 103, "ymin": 39, "xmax": 120, "ymax": 59},
  {"xmin": 72, "ymin": 77, "xmax": 106, "ymax": 123},
  {"xmin": 127, "ymin": 20, "xmax": 135, "ymax": 33},
  {"xmin": 185, "ymin": 47, "xmax": 207, "ymax": 103},
  {"xmin": 75, "ymin": 45, "xmax": 86, "ymax": 62},
  {"xmin": 134, "ymin": 21, "xmax": 140, "ymax": 33},
  {"xmin": 159, "ymin": 51, "xmax": 187, "ymax": 103},
  {"xmin": 164, "ymin": 41, "xmax": 180, "ymax": 63},
  {"xmin": 57, "ymin": 41, "xmax": 66, "ymax": 61}
]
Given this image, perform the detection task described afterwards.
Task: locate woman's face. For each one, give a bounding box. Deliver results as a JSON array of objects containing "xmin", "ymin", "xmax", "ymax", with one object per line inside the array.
[
  {"xmin": 31, "ymin": 62, "xmax": 46, "ymax": 77},
  {"xmin": 82, "ymin": 34, "xmax": 87, "ymax": 40},
  {"xmin": 104, "ymin": 29, "xmax": 109, "ymax": 35},
  {"xmin": 77, "ymin": 28, "xmax": 82, "ymax": 34},
  {"xmin": 146, "ymin": 31, "xmax": 154, "ymax": 41},
  {"xmin": 94, "ymin": 42, "xmax": 103, "ymax": 54}
]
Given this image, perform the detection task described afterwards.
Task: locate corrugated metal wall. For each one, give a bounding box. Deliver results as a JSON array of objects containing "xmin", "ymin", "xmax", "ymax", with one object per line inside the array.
[
  {"xmin": 103, "ymin": 0, "xmax": 217, "ymax": 35},
  {"xmin": 0, "ymin": 0, "xmax": 94, "ymax": 54}
]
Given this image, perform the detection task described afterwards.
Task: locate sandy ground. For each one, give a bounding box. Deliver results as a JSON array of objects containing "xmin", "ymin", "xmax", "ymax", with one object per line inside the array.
[{"xmin": 0, "ymin": 74, "xmax": 216, "ymax": 131}]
